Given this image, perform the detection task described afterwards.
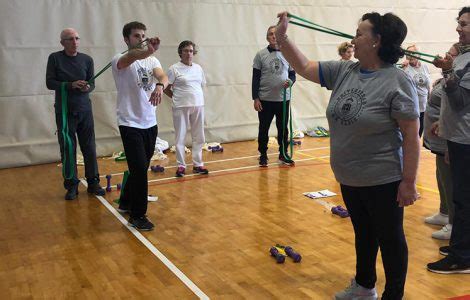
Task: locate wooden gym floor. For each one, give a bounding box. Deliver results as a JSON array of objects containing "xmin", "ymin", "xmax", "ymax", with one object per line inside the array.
[{"xmin": 1, "ymin": 137, "xmax": 469, "ymax": 299}]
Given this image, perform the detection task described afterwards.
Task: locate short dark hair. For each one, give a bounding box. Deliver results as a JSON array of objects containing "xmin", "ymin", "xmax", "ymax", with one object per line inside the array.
[
  {"xmin": 178, "ymin": 40, "xmax": 197, "ymax": 57},
  {"xmin": 361, "ymin": 12, "xmax": 407, "ymax": 64},
  {"xmin": 458, "ymin": 6, "xmax": 470, "ymax": 18},
  {"xmin": 122, "ymin": 21, "xmax": 146, "ymax": 39}
]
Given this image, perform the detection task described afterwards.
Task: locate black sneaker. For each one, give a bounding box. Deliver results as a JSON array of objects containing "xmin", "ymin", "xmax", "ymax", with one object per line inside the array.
[
  {"xmin": 128, "ymin": 216, "xmax": 154, "ymax": 231},
  {"xmin": 440, "ymin": 245, "xmax": 450, "ymax": 256},
  {"xmin": 87, "ymin": 183, "xmax": 105, "ymax": 196},
  {"xmin": 259, "ymin": 154, "xmax": 268, "ymax": 167},
  {"xmin": 193, "ymin": 166, "xmax": 209, "ymax": 175},
  {"xmin": 427, "ymin": 256, "xmax": 470, "ymax": 274},
  {"xmin": 279, "ymin": 155, "xmax": 295, "ymax": 166},
  {"xmin": 65, "ymin": 186, "xmax": 78, "ymax": 200}
]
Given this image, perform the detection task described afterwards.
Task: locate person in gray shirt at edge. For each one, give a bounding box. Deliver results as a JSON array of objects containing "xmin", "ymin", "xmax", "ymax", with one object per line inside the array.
[
  {"xmin": 275, "ymin": 11, "xmax": 420, "ymax": 300},
  {"xmin": 46, "ymin": 28, "xmax": 105, "ymax": 200},
  {"xmin": 422, "ymin": 44, "xmax": 460, "ymax": 241},
  {"xmin": 427, "ymin": 6, "xmax": 470, "ymax": 275}
]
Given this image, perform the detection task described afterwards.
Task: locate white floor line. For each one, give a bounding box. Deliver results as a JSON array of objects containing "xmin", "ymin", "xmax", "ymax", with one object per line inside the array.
[
  {"xmin": 143, "ymin": 149, "xmax": 431, "ymax": 185},
  {"xmin": 144, "ymin": 154, "xmax": 332, "ymax": 184},
  {"xmin": 100, "ymin": 145, "xmax": 331, "ymax": 178},
  {"xmin": 100, "ymin": 148, "xmax": 432, "ymax": 188},
  {"xmin": 79, "ymin": 179, "xmax": 210, "ymax": 300}
]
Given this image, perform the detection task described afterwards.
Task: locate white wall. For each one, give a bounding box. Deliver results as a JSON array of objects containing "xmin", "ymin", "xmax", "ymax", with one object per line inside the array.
[{"xmin": 0, "ymin": 0, "xmax": 467, "ymax": 168}]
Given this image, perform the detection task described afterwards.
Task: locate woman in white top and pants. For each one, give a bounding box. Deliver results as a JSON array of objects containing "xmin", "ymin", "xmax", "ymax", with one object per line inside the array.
[{"xmin": 165, "ymin": 41, "xmax": 209, "ymax": 177}]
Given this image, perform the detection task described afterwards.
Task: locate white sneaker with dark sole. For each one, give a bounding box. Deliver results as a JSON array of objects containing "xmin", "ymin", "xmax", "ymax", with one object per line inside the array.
[
  {"xmin": 431, "ymin": 224, "xmax": 452, "ymax": 240},
  {"xmin": 424, "ymin": 212, "xmax": 449, "ymax": 226}
]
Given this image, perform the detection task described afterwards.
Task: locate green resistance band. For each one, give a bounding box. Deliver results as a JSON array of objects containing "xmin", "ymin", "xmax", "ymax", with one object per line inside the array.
[
  {"xmin": 88, "ymin": 38, "xmax": 150, "ymax": 84},
  {"xmin": 403, "ymin": 49, "xmax": 437, "ymax": 58},
  {"xmin": 115, "ymin": 170, "xmax": 129, "ymax": 204},
  {"xmin": 403, "ymin": 50, "xmax": 437, "ymax": 64},
  {"xmin": 60, "ymin": 82, "xmax": 75, "ymax": 180},
  {"xmin": 280, "ymin": 86, "xmax": 294, "ymax": 162},
  {"xmin": 287, "ymin": 13, "xmax": 437, "ymax": 64},
  {"xmin": 288, "ymin": 13, "xmax": 354, "ymax": 39}
]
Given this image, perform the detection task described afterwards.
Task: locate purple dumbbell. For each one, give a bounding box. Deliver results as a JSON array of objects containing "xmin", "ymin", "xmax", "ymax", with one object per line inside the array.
[
  {"xmin": 211, "ymin": 146, "xmax": 224, "ymax": 153},
  {"xmin": 284, "ymin": 246, "xmax": 302, "ymax": 262},
  {"xmin": 116, "ymin": 183, "xmax": 122, "ymax": 191},
  {"xmin": 106, "ymin": 175, "xmax": 112, "ymax": 192},
  {"xmin": 269, "ymin": 247, "xmax": 285, "ymax": 263},
  {"xmin": 292, "ymin": 140, "xmax": 302, "ymax": 145},
  {"xmin": 208, "ymin": 145, "xmax": 220, "ymax": 150},
  {"xmin": 331, "ymin": 205, "xmax": 349, "ymax": 218},
  {"xmin": 150, "ymin": 165, "xmax": 165, "ymax": 172}
]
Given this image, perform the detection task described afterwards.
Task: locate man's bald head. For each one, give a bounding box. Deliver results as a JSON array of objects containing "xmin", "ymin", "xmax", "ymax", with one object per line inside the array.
[
  {"xmin": 60, "ymin": 28, "xmax": 78, "ymax": 40},
  {"xmin": 60, "ymin": 28, "xmax": 80, "ymax": 56}
]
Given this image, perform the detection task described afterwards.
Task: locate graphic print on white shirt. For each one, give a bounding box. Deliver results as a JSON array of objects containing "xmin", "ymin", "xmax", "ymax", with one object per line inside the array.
[
  {"xmin": 412, "ymin": 73, "xmax": 428, "ymax": 88},
  {"xmin": 137, "ymin": 67, "xmax": 154, "ymax": 91}
]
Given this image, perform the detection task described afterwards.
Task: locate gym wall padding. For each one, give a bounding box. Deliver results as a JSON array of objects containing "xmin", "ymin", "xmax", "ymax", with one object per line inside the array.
[{"xmin": 0, "ymin": 0, "xmax": 467, "ymax": 168}]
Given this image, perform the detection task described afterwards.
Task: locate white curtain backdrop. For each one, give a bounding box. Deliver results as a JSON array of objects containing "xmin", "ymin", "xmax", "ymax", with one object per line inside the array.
[{"xmin": 0, "ymin": 0, "xmax": 467, "ymax": 168}]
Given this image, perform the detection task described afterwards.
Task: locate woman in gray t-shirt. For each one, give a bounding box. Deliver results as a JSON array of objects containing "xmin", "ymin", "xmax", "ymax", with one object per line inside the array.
[{"xmin": 275, "ymin": 11, "xmax": 420, "ymax": 299}]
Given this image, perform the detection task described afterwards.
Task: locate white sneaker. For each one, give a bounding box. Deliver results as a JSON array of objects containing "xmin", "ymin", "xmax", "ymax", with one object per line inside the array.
[
  {"xmin": 334, "ymin": 279, "xmax": 378, "ymax": 300},
  {"xmin": 424, "ymin": 212, "xmax": 449, "ymax": 226},
  {"xmin": 431, "ymin": 224, "xmax": 452, "ymax": 240}
]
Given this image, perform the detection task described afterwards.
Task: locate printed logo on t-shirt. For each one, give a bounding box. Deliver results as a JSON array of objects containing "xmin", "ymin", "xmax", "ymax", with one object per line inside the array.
[
  {"xmin": 269, "ymin": 58, "xmax": 283, "ymax": 75},
  {"xmin": 331, "ymin": 88, "xmax": 367, "ymax": 126},
  {"xmin": 137, "ymin": 67, "xmax": 154, "ymax": 91},
  {"xmin": 413, "ymin": 73, "xmax": 427, "ymax": 87}
]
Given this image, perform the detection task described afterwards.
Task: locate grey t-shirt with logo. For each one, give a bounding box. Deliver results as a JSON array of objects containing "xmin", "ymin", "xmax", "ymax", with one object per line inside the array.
[
  {"xmin": 439, "ymin": 51, "xmax": 470, "ymax": 145},
  {"xmin": 253, "ymin": 48, "xmax": 293, "ymax": 101},
  {"xmin": 320, "ymin": 60, "xmax": 419, "ymax": 187}
]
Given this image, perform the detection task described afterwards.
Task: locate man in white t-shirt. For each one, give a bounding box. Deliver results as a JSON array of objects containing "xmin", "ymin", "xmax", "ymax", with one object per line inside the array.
[
  {"xmin": 164, "ymin": 40, "xmax": 209, "ymax": 177},
  {"xmin": 111, "ymin": 21, "xmax": 168, "ymax": 231}
]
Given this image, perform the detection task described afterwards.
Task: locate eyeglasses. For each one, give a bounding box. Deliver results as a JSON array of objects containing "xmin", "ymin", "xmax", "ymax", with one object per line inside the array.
[{"xmin": 62, "ymin": 37, "xmax": 80, "ymax": 41}]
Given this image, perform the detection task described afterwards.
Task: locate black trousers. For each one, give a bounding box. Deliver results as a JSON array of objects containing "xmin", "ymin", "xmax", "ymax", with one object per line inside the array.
[
  {"xmin": 257, "ymin": 100, "xmax": 290, "ymax": 155},
  {"xmin": 55, "ymin": 111, "xmax": 100, "ymax": 189},
  {"xmin": 341, "ymin": 181, "xmax": 407, "ymax": 300},
  {"xmin": 447, "ymin": 140, "xmax": 470, "ymax": 265},
  {"xmin": 119, "ymin": 125, "xmax": 157, "ymax": 218}
]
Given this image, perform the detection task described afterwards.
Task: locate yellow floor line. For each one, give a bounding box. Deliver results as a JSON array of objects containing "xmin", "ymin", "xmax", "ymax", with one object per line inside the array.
[
  {"xmin": 296, "ymin": 151, "xmax": 330, "ymax": 163},
  {"xmin": 416, "ymin": 184, "xmax": 439, "ymax": 194}
]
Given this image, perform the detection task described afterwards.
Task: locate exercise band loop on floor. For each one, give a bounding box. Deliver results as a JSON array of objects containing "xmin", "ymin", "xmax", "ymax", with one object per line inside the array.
[{"xmin": 281, "ymin": 86, "xmax": 294, "ymax": 162}]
